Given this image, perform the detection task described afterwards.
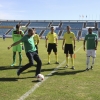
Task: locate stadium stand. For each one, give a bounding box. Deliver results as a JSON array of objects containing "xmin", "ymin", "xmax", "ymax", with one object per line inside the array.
[
  {"xmin": 51, "ymin": 22, "xmax": 60, "ymax": 26},
  {"xmin": 98, "ymin": 22, "xmax": 100, "ymax": 28},
  {"xmin": 0, "ymin": 29, "xmax": 9, "ymax": 35},
  {"xmin": 0, "ymin": 20, "xmax": 99, "ymax": 39},
  {"xmin": 86, "ymin": 22, "xmax": 95, "ymax": 27},
  {"xmin": 20, "ymin": 22, "xmax": 28, "ymax": 26},
  {"xmin": 43, "ymin": 30, "xmax": 50, "ymax": 36},
  {"xmin": 0, "ymin": 21, "xmax": 19, "ymax": 26},
  {"xmin": 81, "ymin": 30, "xmax": 88, "ymax": 37},
  {"xmin": 28, "ymin": 22, "xmax": 49, "ymax": 28},
  {"xmin": 62, "ymin": 22, "xmax": 83, "ymax": 29}
]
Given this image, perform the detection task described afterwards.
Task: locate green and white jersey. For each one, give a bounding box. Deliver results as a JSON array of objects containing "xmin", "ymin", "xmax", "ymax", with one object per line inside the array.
[
  {"xmin": 12, "ymin": 30, "xmax": 24, "ymax": 43},
  {"xmin": 20, "ymin": 35, "xmax": 36, "ymax": 53},
  {"xmin": 84, "ymin": 33, "xmax": 98, "ymax": 50}
]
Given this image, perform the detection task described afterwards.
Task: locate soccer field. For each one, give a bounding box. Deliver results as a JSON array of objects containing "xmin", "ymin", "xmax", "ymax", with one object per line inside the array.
[{"xmin": 0, "ymin": 38, "xmax": 100, "ymax": 100}]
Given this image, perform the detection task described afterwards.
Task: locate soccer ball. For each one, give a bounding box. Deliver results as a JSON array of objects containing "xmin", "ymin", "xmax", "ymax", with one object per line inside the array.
[{"xmin": 36, "ymin": 74, "xmax": 44, "ymax": 82}]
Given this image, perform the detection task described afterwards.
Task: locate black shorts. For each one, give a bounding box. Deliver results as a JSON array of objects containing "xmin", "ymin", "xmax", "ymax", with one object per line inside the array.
[
  {"xmin": 47, "ymin": 43, "xmax": 57, "ymax": 53},
  {"xmin": 64, "ymin": 44, "xmax": 74, "ymax": 54}
]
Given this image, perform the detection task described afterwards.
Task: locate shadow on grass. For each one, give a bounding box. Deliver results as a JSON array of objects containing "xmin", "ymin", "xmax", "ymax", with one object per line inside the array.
[
  {"xmin": 0, "ymin": 77, "xmax": 26, "ymax": 82},
  {"xmin": 22, "ymin": 70, "xmax": 36, "ymax": 74},
  {"xmin": 47, "ymin": 69, "xmax": 86, "ymax": 76},
  {"xmin": 42, "ymin": 62, "xmax": 58, "ymax": 66},
  {"xmin": 0, "ymin": 76, "xmax": 37, "ymax": 82},
  {"xmin": 22, "ymin": 68, "xmax": 55, "ymax": 74},
  {"xmin": 0, "ymin": 66, "xmax": 19, "ymax": 71},
  {"xmin": 0, "ymin": 65, "xmax": 37, "ymax": 71}
]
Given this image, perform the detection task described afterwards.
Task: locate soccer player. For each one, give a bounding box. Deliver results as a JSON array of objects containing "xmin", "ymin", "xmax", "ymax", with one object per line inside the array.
[
  {"xmin": 83, "ymin": 28, "xmax": 98, "ymax": 70},
  {"xmin": 62, "ymin": 26, "xmax": 76, "ymax": 70},
  {"xmin": 45, "ymin": 26, "xmax": 59, "ymax": 64},
  {"xmin": 11, "ymin": 24, "xmax": 24, "ymax": 67},
  {"xmin": 8, "ymin": 29, "xmax": 42, "ymax": 77},
  {"xmin": 32, "ymin": 28, "xmax": 40, "ymax": 54},
  {"xmin": 2, "ymin": 34, "xmax": 6, "ymax": 41}
]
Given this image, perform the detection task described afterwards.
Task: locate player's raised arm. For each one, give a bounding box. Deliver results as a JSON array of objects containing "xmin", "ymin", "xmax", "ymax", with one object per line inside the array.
[{"xmin": 8, "ymin": 40, "xmax": 22, "ymax": 50}]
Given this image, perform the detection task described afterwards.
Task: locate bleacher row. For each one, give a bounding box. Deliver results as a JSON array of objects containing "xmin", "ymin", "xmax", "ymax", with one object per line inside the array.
[{"xmin": 0, "ymin": 20, "xmax": 99, "ymax": 37}]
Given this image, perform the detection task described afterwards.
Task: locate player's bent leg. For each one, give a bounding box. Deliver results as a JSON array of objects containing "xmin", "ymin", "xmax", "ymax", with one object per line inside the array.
[
  {"xmin": 34, "ymin": 53, "xmax": 42, "ymax": 76},
  {"xmin": 35, "ymin": 45, "xmax": 38, "ymax": 54},
  {"xmin": 17, "ymin": 52, "xmax": 34, "ymax": 76},
  {"xmin": 11, "ymin": 52, "xmax": 16, "ymax": 67}
]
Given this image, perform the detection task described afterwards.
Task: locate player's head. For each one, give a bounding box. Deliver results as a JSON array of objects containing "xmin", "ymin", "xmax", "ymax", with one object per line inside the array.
[
  {"xmin": 50, "ymin": 26, "xmax": 54, "ymax": 33},
  {"xmin": 88, "ymin": 28, "xmax": 92, "ymax": 34},
  {"xmin": 28, "ymin": 28, "xmax": 34, "ymax": 36},
  {"xmin": 67, "ymin": 26, "xmax": 71, "ymax": 32},
  {"xmin": 16, "ymin": 24, "xmax": 20, "ymax": 30}
]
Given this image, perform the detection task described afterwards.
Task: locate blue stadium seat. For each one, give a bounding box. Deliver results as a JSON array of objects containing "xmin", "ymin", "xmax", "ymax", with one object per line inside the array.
[
  {"xmin": 0, "ymin": 21, "xmax": 19, "ymax": 26},
  {"xmin": 51, "ymin": 22, "xmax": 60, "ymax": 26},
  {"xmin": 28, "ymin": 22, "xmax": 49, "ymax": 28},
  {"xmin": 0, "ymin": 29, "xmax": 9, "ymax": 35},
  {"xmin": 62, "ymin": 22, "xmax": 83, "ymax": 29},
  {"xmin": 86, "ymin": 22, "xmax": 94, "ymax": 27},
  {"xmin": 81, "ymin": 30, "xmax": 87, "ymax": 37},
  {"xmin": 20, "ymin": 22, "xmax": 28, "ymax": 26},
  {"xmin": 8, "ymin": 29, "xmax": 13, "ymax": 35},
  {"xmin": 98, "ymin": 22, "xmax": 100, "ymax": 28},
  {"xmin": 36, "ymin": 29, "xmax": 42, "ymax": 34},
  {"xmin": 43, "ymin": 30, "xmax": 50, "ymax": 36}
]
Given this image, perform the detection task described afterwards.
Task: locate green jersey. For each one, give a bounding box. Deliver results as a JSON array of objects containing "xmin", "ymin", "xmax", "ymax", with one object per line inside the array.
[
  {"xmin": 12, "ymin": 30, "xmax": 24, "ymax": 43},
  {"xmin": 85, "ymin": 33, "xmax": 98, "ymax": 50},
  {"xmin": 21, "ymin": 35, "xmax": 36, "ymax": 53}
]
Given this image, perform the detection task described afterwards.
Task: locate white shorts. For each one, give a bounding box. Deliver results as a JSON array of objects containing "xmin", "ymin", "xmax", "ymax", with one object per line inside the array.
[{"xmin": 86, "ymin": 50, "xmax": 96, "ymax": 57}]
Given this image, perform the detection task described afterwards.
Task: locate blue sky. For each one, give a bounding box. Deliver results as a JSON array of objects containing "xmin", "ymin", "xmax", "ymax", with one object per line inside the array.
[{"xmin": 0, "ymin": 0, "xmax": 100, "ymax": 20}]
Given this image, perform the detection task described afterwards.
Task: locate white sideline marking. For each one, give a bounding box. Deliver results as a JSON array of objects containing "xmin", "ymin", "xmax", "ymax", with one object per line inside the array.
[{"xmin": 17, "ymin": 46, "xmax": 82, "ymax": 100}]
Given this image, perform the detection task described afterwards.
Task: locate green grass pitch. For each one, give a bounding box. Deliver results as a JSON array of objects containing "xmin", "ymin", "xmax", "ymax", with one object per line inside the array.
[{"xmin": 0, "ymin": 38, "xmax": 100, "ymax": 100}]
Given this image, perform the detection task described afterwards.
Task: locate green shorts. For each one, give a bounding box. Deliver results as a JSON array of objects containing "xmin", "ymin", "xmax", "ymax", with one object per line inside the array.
[{"xmin": 13, "ymin": 44, "xmax": 22, "ymax": 52}]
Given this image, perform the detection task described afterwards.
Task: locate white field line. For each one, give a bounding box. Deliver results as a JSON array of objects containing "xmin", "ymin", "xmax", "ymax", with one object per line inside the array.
[{"xmin": 17, "ymin": 46, "xmax": 82, "ymax": 100}]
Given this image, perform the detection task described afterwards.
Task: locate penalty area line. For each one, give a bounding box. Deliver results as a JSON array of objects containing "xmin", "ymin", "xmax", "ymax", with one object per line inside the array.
[{"xmin": 17, "ymin": 46, "xmax": 82, "ymax": 100}]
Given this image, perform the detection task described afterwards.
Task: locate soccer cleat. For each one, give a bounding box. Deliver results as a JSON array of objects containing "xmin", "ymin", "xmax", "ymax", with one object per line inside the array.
[
  {"xmin": 85, "ymin": 68, "xmax": 89, "ymax": 71},
  {"xmin": 65, "ymin": 65, "xmax": 68, "ymax": 68},
  {"xmin": 71, "ymin": 66, "xmax": 75, "ymax": 70},
  {"xmin": 55, "ymin": 62, "xmax": 59, "ymax": 64},
  {"xmin": 90, "ymin": 66, "xmax": 93, "ymax": 70},
  {"xmin": 47, "ymin": 62, "xmax": 50, "ymax": 65},
  {"xmin": 10, "ymin": 63, "xmax": 16, "ymax": 67},
  {"xmin": 17, "ymin": 69, "xmax": 21, "ymax": 76}
]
